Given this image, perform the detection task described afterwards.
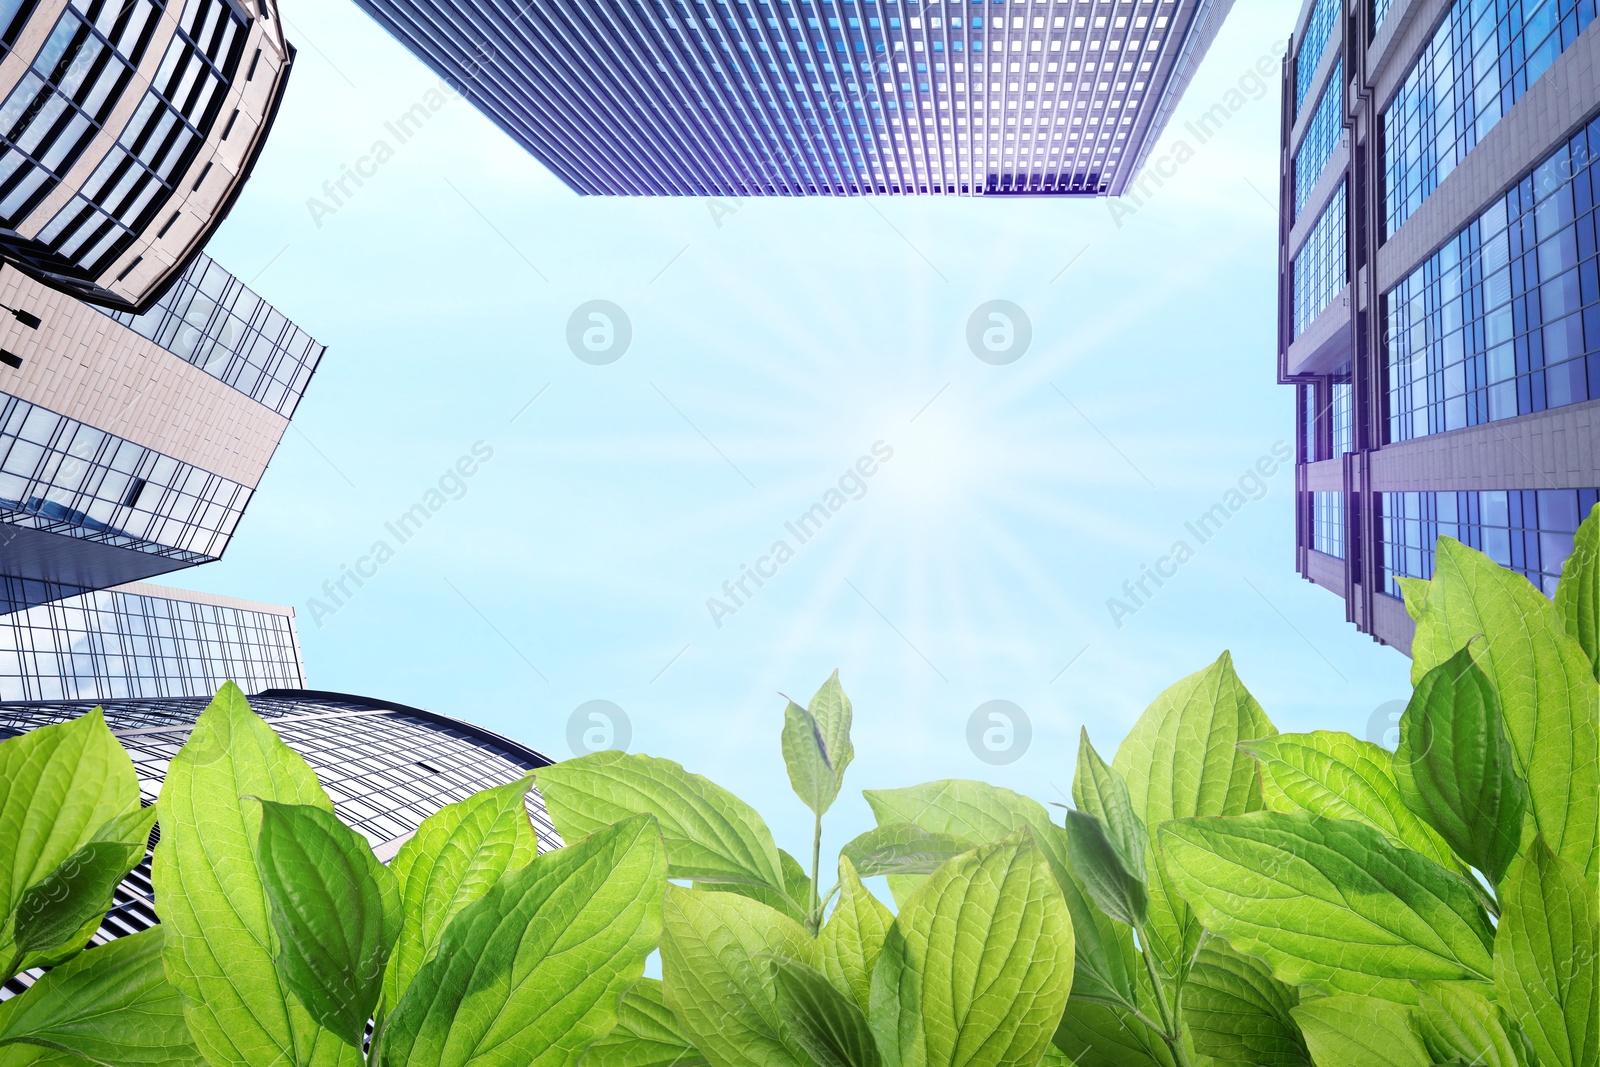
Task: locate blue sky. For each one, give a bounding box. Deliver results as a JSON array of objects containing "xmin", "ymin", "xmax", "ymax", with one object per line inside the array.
[{"xmin": 184, "ymin": 0, "xmax": 1412, "ymax": 861}]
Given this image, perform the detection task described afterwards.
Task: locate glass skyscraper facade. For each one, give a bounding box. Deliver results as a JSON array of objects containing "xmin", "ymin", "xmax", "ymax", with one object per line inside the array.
[
  {"xmin": 0, "ymin": 690, "xmax": 560, "ymax": 998},
  {"xmin": 351, "ymin": 0, "xmax": 1239, "ymax": 197},
  {"xmin": 1279, "ymin": 0, "xmax": 1600, "ymax": 650},
  {"xmin": 0, "ymin": 581, "xmax": 304, "ymax": 702},
  {"xmin": 0, "ymin": 0, "xmax": 296, "ymax": 311}
]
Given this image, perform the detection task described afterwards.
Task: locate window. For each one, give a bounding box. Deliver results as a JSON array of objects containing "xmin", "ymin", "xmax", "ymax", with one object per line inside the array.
[
  {"xmin": 1294, "ymin": 0, "xmax": 1338, "ymax": 115},
  {"xmin": 1292, "ymin": 181, "xmax": 1347, "ymax": 337},
  {"xmin": 1382, "ymin": 489, "xmax": 1600, "ymax": 596},
  {"xmin": 1292, "ymin": 61, "xmax": 1341, "ymax": 219},
  {"xmin": 1313, "ymin": 491, "xmax": 1344, "ymax": 557},
  {"xmin": 1385, "ymin": 116, "xmax": 1600, "ymax": 442}
]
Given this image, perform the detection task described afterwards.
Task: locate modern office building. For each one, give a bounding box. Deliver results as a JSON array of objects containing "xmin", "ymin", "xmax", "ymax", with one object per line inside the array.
[
  {"xmin": 0, "ymin": 688, "xmax": 560, "ymax": 997},
  {"xmin": 351, "ymin": 0, "xmax": 1236, "ymax": 197},
  {"xmin": 0, "ymin": 249, "xmax": 324, "ymax": 615},
  {"xmin": 1280, "ymin": 0, "xmax": 1600, "ymax": 650},
  {"xmin": 0, "ymin": 0, "xmax": 295, "ymax": 310},
  {"xmin": 0, "ymin": 579, "xmax": 304, "ymax": 701}
]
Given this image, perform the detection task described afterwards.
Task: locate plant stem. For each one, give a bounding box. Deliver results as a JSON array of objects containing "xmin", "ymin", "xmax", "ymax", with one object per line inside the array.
[
  {"xmin": 1136, "ymin": 932, "xmax": 1191, "ymax": 1067},
  {"xmin": 809, "ymin": 810, "xmax": 824, "ymax": 934}
]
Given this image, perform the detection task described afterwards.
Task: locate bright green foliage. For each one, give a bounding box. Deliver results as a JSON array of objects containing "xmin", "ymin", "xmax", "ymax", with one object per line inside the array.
[
  {"xmin": 1159, "ymin": 811, "xmax": 1495, "ymax": 1000},
  {"xmin": 254, "ymin": 801, "xmax": 403, "ymax": 1047},
  {"xmin": 1072, "ymin": 730, "xmax": 1146, "ymax": 874},
  {"xmin": 781, "ymin": 672, "xmax": 855, "ymax": 819},
  {"xmin": 1555, "ymin": 503, "xmax": 1600, "ymax": 678},
  {"xmin": 153, "ymin": 682, "xmax": 360, "ymax": 1067},
  {"xmin": 1182, "ymin": 941, "xmax": 1309, "ymax": 1067},
  {"xmin": 1240, "ymin": 730, "xmax": 1458, "ymax": 870},
  {"xmin": 862, "ymin": 780, "xmax": 1135, "ymax": 1012},
  {"xmin": 769, "ymin": 956, "xmax": 879, "ymax": 1067},
  {"xmin": 536, "ymin": 751, "xmax": 788, "ymax": 895},
  {"xmin": 660, "ymin": 885, "xmax": 819, "ymax": 1067},
  {"xmin": 1408, "ymin": 536, "xmax": 1599, "ymax": 877},
  {"xmin": 381, "ymin": 776, "xmax": 538, "ymax": 1009},
  {"xmin": 1493, "ymin": 839, "xmax": 1598, "ymax": 1067},
  {"xmin": 1162, "ymin": 816, "xmax": 1489, "ymax": 1001},
  {"xmin": 838, "ymin": 825, "xmax": 970, "ymax": 879},
  {"xmin": 869, "ymin": 830, "xmax": 1074, "ymax": 1067},
  {"xmin": 585, "ymin": 980, "xmax": 708, "ymax": 1067},
  {"xmin": 1065, "ymin": 732, "xmax": 1147, "ymax": 928},
  {"xmin": 12, "ymin": 806, "xmax": 154, "ymax": 956},
  {"xmin": 1061, "ymin": 809, "xmax": 1146, "ymax": 928},
  {"xmin": 1395, "ymin": 645, "xmax": 1528, "ymax": 885},
  {"xmin": 1053, "ymin": 1001, "xmax": 1175, "ymax": 1067},
  {"xmin": 1111, "ymin": 652, "xmax": 1275, "ymax": 981},
  {"xmin": 0, "ymin": 927, "xmax": 201, "ymax": 1067},
  {"xmin": 378, "ymin": 814, "xmax": 665, "ymax": 1067},
  {"xmin": 1413, "ymin": 981, "xmax": 1524, "ymax": 1067},
  {"xmin": 0, "ymin": 709, "xmax": 143, "ymax": 979},
  {"xmin": 1291, "ymin": 996, "xmax": 1430, "ymax": 1067},
  {"xmin": 818, "ymin": 857, "xmax": 893, "ymax": 1015}
]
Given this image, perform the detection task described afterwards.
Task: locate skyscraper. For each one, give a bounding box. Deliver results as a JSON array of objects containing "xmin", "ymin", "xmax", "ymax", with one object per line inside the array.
[
  {"xmin": 351, "ymin": 0, "xmax": 1237, "ymax": 197},
  {"xmin": 0, "ymin": 580, "xmax": 305, "ymax": 701},
  {"xmin": 0, "ymin": 688, "xmax": 560, "ymax": 997},
  {"xmin": 0, "ymin": 0, "xmax": 295, "ymax": 310},
  {"xmin": 1280, "ymin": 0, "xmax": 1600, "ymax": 650},
  {"xmin": 0, "ymin": 250, "xmax": 325, "ymax": 615}
]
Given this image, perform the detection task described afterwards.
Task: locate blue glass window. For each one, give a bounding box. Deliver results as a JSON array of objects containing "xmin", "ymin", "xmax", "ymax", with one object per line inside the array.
[
  {"xmin": 1381, "ymin": 489, "xmax": 1600, "ymax": 597},
  {"xmin": 1295, "ymin": 0, "xmax": 1339, "ymax": 115},
  {"xmin": 1383, "ymin": 0, "xmax": 1595, "ymax": 236},
  {"xmin": 1386, "ymin": 116, "xmax": 1600, "ymax": 442},
  {"xmin": 1313, "ymin": 491, "xmax": 1345, "ymax": 557},
  {"xmin": 1293, "ymin": 61, "xmax": 1342, "ymax": 219},
  {"xmin": 1293, "ymin": 181, "xmax": 1348, "ymax": 338},
  {"xmin": 1331, "ymin": 367, "xmax": 1354, "ymax": 456}
]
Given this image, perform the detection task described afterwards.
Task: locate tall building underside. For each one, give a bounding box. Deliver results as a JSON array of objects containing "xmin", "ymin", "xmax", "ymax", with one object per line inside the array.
[{"xmin": 1280, "ymin": 0, "xmax": 1600, "ymax": 650}]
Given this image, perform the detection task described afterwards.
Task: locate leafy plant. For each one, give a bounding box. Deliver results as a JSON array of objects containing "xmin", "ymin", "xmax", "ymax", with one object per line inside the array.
[
  {"xmin": 0, "ymin": 709, "xmax": 197, "ymax": 1067},
  {"xmin": 536, "ymin": 670, "xmax": 1079, "ymax": 1067},
  {"xmin": 151, "ymin": 681, "xmax": 667, "ymax": 1067}
]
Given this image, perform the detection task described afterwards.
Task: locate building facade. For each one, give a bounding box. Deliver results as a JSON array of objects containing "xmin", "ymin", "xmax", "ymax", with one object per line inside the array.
[
  {"xmin": 352, "ymin": 0, "xmax": 1236, "ymax": 197},
  {"xmin": 0, "ymin": 250, "xmax": 324, "ymax": 615},
  {"xmin": 0, "ymin": 689, "xmax": 559, "ymax": 996},
  {"xmin": 0, "ymin": 579, "xmax": 304, "ymax": 701},
  {"xmin": 0, "ymin": 0, "xmax": 295, "ymax": 310},
  {"xmin": 1279, "ymin": 0, "xmax": 1600, "ymax": 650}
]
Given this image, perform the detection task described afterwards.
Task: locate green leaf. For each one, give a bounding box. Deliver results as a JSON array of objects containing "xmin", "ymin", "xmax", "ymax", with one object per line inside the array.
[
  {"xmin": 383, "ymin": 776, "xmax": 538, "ymax": 1009},
  {"xmin": 0, "ymin": 927, "xmax": 203, "ymax": 1067},
  {"xmin": 695, "ymin": 849, "xmax": 812, "ymax": 925},
  {"xmin": 862, "ymin": 781, "xmax": 1136, "ymax": 1013},
  {"xmin": 1183, "ymin": 939, "xmax": 1310, "ymax": 1067},
  {"xmin": 1414, "ymin": 982, "xmax": 1522, "ymax": 1067},
  {"xmin": 1052, "ymin": 1002, "xmax": 1174, "ymax": 1067},
  {"xmin": 769, "ymin": 956, "xmax": 880, "ymax": 1067},
  {"xmin": 781, "ymin": 672, "xmax": 855, "ymax": 818},
  {"xmin": 661, "ymin": 885, "xmax": 818, "ymax": 1067},
  {"xmin": 13, "ymin": 807, "xmax": 155, "ymax": 956},
  {"xmin": 0, "ymin": 1044, "xmax": 87, "ymax": 1066},
  {"xmin": 584, "ymin": 979, "xmax": 707, "ymax": 1067},
  {"xmin": 1290, "ymin": 996, "xmax": 1429, "ymax": 1067},
  {"xmin": 1062, "ymin": 809, "xmax": 1146, "ymax": 928},
  {"xmin": 818, "ymin": 856, "xmax": 894, "ymax": 1016},
  {"xmin": 1112, "ymin": 651, "xmax": 1275, "ymax": 980},
  {"xmin": 1158, "ymin": 811, "xmax": 1495, "ymax": 1001},
  {"xmin": 868, "ymin": 829, "xmax": 1075, "ymax": 1067},
  {"xmin": 152, "ymin": 682, "xmax": 361, "ymax": 1067},
  {"xmin": 0, "ymin": 709, "xmax": 140, "ymax": 980},
  {"xmin": 380, "ymin": 813, "xmax": 665, "ymax": 1067},
  {"xmin": 1398, "ymin": 576, "xmax": 1432, "ymax": 621},
  {"xmin": 1395, "ymin": 645, "xmax": 1529, "ymax": 885},
  {"xmin": 1409, "ymin": 537, "xmax": 1599, "ymax": 877},
  {"xmin": 1240, "ymin": 730, "xmax": 1460, "ymax": 871},
  {"xmin": 537, "ymin": 752, "xmax": 786, "ymax": 893},
  {"xmin": 1494, "ymin": 838, "xmax": 1598, "ymax": 1067},
  {"xmin": 1072, "ymin": 729, "xmax": 1145, "ymax": 878},
  {"xmin": 839, "ymin": 825, "xmax": 971, "ymax": 879},
  {"xmin": 254, "ymin": 800, "xmax": 402, "ymax": 1047},
  {"xmin": 1555, "ymin": 503, "xmax": 1600, "ymax": 679}
]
